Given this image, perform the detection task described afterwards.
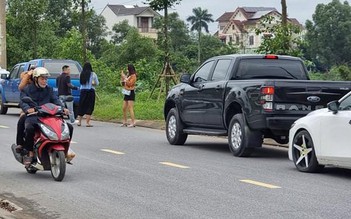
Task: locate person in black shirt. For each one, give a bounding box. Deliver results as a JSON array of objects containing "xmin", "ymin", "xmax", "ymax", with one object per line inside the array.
[{"xmin": 56, "ymin": 65, "xmax": 78, "ymax": 123}]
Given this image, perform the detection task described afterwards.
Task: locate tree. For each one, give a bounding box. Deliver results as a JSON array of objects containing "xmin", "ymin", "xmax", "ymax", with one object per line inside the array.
[
  {"xmin": 73, "ymin": 0, "xmax": 91, "ymax": 63},
  {"xmin": 47, "ymin": 0, "xmax": 75, "ymax": 37},
  {"xmin": 153, "ymin": 12, "xmax": 191, "ymax": 52},
  {"xmin": 255, "ymin": 15, "xmax": 303, "ymax": 56},
  {"xmin": 117, "ymin": 29, "xmax": 158, "ymax": 66},
  {"xmin": 305, "ymin": 0, "xmax": 351, "ymax": 69},
  {"xmin": 145, "ymin": 0, "xmax": 182, "ymax": 97},
  {"xmin": 6, "ymin": 0, "xmax": 59, "ymax": 65},
  {"xmin": 86, "ymin": 11, "xmax": 108, "ymax": 58},
  {"xmin": 186, "ymin": 7, "xmax": 214, "ymax": 63},
  {"xmin": 111, "ymin": 20, "xmax": 134, "ymax": 45}
]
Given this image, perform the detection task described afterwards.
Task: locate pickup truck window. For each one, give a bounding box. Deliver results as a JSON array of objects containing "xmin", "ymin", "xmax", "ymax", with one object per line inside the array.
[
  {"xmin": 235, "ymin": 59, "xmax": 307, "ymax": 80},
  {"xmin": 9, "ymin": 65, "xmax": 19, "ymax": 79},
  {"xmin": 211, "ymin": 59, "xmax": 231, "ymax": 81},
  {"xmin": 43, "ymin": 61, "xmax": 81, "ymax": 79},
  {"xmin": 194, "ymin": 61, "xmax": 214, "ymax": 83}
]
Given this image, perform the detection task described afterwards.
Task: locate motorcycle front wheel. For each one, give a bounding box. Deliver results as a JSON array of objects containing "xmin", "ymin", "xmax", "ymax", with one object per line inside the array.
[{"xmin": 50, "ymin": 150, "xmax": 66, "ymax": 182}]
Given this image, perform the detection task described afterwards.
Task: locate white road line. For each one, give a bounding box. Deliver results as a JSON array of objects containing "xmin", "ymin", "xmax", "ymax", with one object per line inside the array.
[
  {"xmin": 159, "ymin": 162, "xmax": 190, "ymax": 169},
  {"xmin": 240, "ymin": 179, "xmax": 281, "ymax": 189},
  {"xmin": 0, "ymin": 125, "xmax": 9, "ymax": 129},
  {"xmin": 101, "ymin": 149, "xmax": 125, "ymax": 155},
  {"xmin": 70, "ymin": 141, "xmax": 78, "ymax": 144}
]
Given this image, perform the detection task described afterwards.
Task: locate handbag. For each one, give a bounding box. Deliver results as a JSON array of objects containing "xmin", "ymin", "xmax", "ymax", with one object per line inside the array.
[{"xmin": 122, "ymin": 88, "xmax": 131, "ymax": 96}]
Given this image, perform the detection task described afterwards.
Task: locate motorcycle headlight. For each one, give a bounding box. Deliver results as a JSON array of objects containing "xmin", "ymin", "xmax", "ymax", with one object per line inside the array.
[
  {"xmin": 61, "ymin": 123, "xmax": 70, "ymax": 140},
  {"xmin": 39, "ymin": 123, "xmax": 59, "ymax": 140}
]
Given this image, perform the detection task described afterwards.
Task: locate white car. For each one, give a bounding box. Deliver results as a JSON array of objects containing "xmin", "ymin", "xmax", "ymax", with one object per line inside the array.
[
  {"xmin": 0, "ymin": 67, "xmax": 9, "ymax": 83},
  {"xmin": 289, "ymin": 91, "xmax": 351, "ymax": 172}
]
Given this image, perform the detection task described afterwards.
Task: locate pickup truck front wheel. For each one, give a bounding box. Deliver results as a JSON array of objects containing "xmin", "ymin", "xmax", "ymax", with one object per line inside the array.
[
  {"xmin": 0, "ymin": 98, "xmax": 8, "ymax": 115},
  {"xmin": 228, "ymin": 114, "xmax": 262, "ymax": 157},
  {"xmin": 166, "ymin": 108, "xmax": 188, "ymax": 145}
]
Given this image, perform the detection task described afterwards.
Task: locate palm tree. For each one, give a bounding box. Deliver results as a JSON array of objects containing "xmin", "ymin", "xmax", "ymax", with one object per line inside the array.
[{"xmin": 187, "ymin": 7, "xmax": 214, "ymax": 63}]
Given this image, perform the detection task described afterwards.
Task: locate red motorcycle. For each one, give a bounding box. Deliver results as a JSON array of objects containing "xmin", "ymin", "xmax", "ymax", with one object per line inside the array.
[{"xmin": 11, "ymin": 97, "xmax": 73, "ymax": 181}]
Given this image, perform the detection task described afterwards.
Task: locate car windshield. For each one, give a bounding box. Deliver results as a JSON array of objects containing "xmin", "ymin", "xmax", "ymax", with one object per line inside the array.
[
  {"xmin": 235, "ymin": 58, "xmax": 308, "ymax": 80},
  {"xmin": 42, "ymin": 61, "xmax": 81, "ymax": 79}
]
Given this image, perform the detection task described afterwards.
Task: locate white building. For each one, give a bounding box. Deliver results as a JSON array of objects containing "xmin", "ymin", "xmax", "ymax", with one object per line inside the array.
[
  {"xmin": 100, "ymin": 4, "xmax": 160, "ymax": 41},
  {"xmin": 216, "ymin": 7, "xmax": 302, "ymax": 53}
]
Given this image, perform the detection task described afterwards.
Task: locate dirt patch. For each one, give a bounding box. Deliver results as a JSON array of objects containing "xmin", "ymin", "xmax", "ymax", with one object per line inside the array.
[{"xmin": 0, "ymin": 199, "xmax": 17, "ymax": 212}]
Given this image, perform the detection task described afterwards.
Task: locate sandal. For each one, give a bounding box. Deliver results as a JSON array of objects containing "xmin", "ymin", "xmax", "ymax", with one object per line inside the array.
[
  {"xmin": 86, "ymin": 124, "xmax": 93, "ymax": 127},
  {"xmin": 77, "ymin": 123, "xmax": 81, "ymax": 126},
  {"xmin": 128, "ymin": 124, "xmax": 136, "ymax": 128},
  {"xmin": 120, "ymin": 123, "xmax": 127, "ymax": 127},
  {"xmin": 15, "ymin": 145, "xmax": 23, "ymax": 153},
  {"xmin": 23, "ymin": 155, "xmax": 33, "ymax": 167}
]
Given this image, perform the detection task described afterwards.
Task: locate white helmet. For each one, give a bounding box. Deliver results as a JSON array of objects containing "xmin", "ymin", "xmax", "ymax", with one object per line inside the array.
[{"xmin": 33, "ymin": 67, "xmax": 50, "ymax": 78}]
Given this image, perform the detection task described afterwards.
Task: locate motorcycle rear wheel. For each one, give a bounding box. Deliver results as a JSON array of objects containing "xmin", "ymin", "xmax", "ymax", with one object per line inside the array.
[{"xmin": 50, "ymin": 150, "xmax": 66, "ymax": 182}]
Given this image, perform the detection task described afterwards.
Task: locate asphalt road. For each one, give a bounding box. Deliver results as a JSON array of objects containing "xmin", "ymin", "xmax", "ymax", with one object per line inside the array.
[{"xmin": 1, "ymin": 109, "xmax": 351, "ymax": 219}]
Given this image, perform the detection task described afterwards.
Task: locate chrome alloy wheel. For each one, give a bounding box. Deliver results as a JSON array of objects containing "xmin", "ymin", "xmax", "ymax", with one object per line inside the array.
[
  {"xmin": 231, "ymin": 122, "xmax": 242, "ymax": 149},
  {"xmin": 293, "ymin": 134, "xmax": 313, "ymax": 168},
  {"xmin": 168, "ymin": 115, "xmax": 177, "ymax": 139}
]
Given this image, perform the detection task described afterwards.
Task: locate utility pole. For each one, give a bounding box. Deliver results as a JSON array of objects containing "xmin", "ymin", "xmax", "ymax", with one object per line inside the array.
[
  {"xmin": 0, "ymin": 0, "xmax": 7, "ymax": 69},
  {"xmin": 81, "ymin": 0, "xmax": 87, "ymax": 63}
]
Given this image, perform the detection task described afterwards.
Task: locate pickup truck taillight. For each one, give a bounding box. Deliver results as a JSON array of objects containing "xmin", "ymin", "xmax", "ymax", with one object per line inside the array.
[{"xmin": 260, "ymin": 86, "xmax": 275, "ymax": 112}]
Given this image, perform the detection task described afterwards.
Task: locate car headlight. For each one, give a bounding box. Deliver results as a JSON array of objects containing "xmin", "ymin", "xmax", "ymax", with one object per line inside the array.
[
  {"xmin": 39, "ymin": 123, "xmax": 59, "ymax": 140},
  {"xmin": 61, "ymin": 123, "xmax": 70, "ymax": 140}
]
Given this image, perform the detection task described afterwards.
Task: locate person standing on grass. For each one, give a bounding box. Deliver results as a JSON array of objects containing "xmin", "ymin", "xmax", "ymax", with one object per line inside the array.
[
  {"xmin": 120, "ymin": 64, "xmax": 137, "ymax": 127},
  {"xmin": 77, "ymin": 62, "xmax": 99, "ymax": 127},
  {"xmin": 56, "ymin": 65, "xmax": 78, "ymax": 124}
]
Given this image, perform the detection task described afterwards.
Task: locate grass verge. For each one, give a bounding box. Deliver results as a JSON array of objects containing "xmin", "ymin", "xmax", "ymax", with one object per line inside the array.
[{"xmin": 94, "ymin": 91, "xmax": 165, "ymax": 121}]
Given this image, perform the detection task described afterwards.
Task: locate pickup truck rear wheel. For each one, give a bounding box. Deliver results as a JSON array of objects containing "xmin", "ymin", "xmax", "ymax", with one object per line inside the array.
[
  {"xmin": 166, "ymin": 108, "xmax": 188, "ymax": 145},
  {"xmin": 228, "ymin": 114, "xmax": 262, "ymax": 157},
  {"xmin": 0, "ymin": 98, "xmax": 8, "ymax": 115}
]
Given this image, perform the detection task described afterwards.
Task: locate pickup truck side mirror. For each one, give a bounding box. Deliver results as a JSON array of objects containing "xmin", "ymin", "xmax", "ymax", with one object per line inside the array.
[
  {"xmin": 327, "ymin": 100, "xmax": 339, "ymax": 114},
  {"xmin": 0, "ymin": 73, "xmax": 8, "ymax": 79},
  {"xmin": 180, "ymin": 73, "xmax": 191, "ymax": 84}
]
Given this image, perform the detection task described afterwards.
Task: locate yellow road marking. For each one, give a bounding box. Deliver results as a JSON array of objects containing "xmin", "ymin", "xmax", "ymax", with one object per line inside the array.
[
  {"xmin": 0, "ymin": 125, "xmax": 9, "ymax": 129},
  {"xmin": 240, "ymin": 179, "xmax": 281, "ymax": 189},
  {"xmin": 159, "ymin": 162, "xmax": 190, "ymax": 169},
  {"xmin": 101, "ymin": 149, "xmax": 125, "ymax": 155}
]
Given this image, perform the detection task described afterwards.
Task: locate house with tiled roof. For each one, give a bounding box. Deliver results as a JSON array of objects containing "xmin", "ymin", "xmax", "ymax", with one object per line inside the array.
[
  {"xmin": 100, "ymin": 4, "xmax": 160, "ymax": 41},
  {"xmin": 216, "ymin": 7, "xmax": 302, "ymax": 53}
]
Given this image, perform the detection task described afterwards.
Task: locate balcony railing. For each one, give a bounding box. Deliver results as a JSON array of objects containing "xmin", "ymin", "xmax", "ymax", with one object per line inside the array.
[{"xmin": 138, "ymin": 27, "xmax": 157, "ymax": 33}]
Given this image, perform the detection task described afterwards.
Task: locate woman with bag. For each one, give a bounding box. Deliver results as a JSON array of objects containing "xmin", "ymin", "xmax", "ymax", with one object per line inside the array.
[
  {"xmin": 77, "ymin": 62, "xmax": 99, "ymax": 127},
  {"xmin": 121, "ymin": 64, "xmax": 137, "ymax": 127}
]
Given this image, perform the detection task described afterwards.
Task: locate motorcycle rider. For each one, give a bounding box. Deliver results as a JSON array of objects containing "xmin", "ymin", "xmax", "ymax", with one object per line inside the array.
[
  {"xmin": 20, "ymin": 67, "xmax": 73, "ymax": 166},
  {"xmin": 15, "ymin": 65, "xmax": 35, "ymax": 153}
]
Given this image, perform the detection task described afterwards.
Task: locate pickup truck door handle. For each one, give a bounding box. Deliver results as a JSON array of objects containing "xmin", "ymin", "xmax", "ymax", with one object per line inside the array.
[{"xmin": 215, "ymin": 85, "xmax": 222, "ymax": 91}]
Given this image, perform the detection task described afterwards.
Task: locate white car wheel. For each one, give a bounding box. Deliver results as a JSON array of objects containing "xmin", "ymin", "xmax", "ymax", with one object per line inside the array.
[{"xmin": 292, "ymin": 130, "xmax": 323, "ymax": 172}]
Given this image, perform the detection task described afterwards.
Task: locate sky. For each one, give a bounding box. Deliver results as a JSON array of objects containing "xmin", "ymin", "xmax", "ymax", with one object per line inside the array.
[{"xmin": 91, "ymin": 0, "xmax": 346, "ymax": 34}]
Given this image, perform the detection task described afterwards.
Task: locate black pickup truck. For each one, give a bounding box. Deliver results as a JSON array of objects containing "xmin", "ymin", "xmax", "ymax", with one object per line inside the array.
[{"xmin": 164, "ymin": 54, "xmax": 351, "ymax": 157}]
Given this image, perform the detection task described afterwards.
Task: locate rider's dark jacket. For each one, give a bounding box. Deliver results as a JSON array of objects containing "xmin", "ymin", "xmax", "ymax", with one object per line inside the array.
[{"xmin": 20, "ymin": 83, "xmax": 64, "ymax": 113}]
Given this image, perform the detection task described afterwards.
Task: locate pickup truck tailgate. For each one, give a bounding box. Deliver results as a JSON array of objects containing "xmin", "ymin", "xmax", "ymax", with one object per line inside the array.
[{"xmin": 273, "ymin": 80, "xmax": 351, "ymax": 113}]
